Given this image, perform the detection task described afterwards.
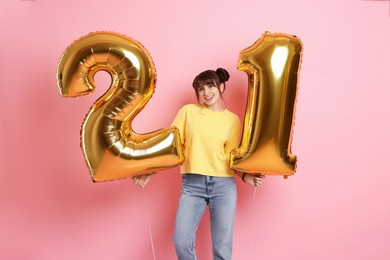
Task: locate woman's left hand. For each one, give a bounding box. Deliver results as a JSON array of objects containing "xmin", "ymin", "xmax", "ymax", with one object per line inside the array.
[
  {"xmin": 131, "ymin": 173, "xmax": 155, "ymax": 188},
  {"xmin": 243, "ymin": 174, "xmax": 265, "ymax": 187}
]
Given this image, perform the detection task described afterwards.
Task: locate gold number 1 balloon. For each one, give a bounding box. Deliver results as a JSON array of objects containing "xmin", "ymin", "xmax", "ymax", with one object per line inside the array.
[
  {"xmin": 230, "ymin": 32, "xmax": 303, "ymax": 178},
  {"xmin": 56, "ymin": 31, "xmax": 184, "ymax": 182}
]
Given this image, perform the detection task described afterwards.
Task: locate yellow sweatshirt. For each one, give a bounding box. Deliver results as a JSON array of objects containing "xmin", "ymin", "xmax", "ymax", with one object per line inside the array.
[{"xmin": 172, "ymin": 104, "xmax": 241, "ymax": 177}]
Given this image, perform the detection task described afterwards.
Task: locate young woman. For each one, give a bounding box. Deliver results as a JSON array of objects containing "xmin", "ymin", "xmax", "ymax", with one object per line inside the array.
[{"xmin": 133, "ymin": 68, "xmax": 263, "ymax": 260}]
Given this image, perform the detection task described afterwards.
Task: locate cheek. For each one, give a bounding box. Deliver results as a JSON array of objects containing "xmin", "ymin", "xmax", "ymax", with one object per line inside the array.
[{"xmin": 195, "ymin": 92, "xmax": 202, "ymax": 101}]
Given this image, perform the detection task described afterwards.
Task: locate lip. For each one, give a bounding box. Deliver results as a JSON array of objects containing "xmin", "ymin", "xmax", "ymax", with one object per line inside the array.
[{"xmin": 204, "ymin": 94, "xmax": 214, "ymax": 100}]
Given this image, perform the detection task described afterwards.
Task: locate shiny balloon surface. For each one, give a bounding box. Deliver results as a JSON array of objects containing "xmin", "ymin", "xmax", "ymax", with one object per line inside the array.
[
  {"xmin": 230, "ymin": 32, "xmax": 303, "ymax": 178},
  {"xmin": 57, "ymin": 31, "xmax": 184, "ymax": 182}
]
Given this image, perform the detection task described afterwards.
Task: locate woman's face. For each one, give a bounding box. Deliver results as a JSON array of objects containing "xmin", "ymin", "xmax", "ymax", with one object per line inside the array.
[{"xmin": 197, "ymin": 83, "xmax": 224, "ymax": 110}]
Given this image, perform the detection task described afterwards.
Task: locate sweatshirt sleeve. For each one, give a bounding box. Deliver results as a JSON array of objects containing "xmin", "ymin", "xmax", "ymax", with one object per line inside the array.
[
  {"xmin": 171, "ymin": 106, "xmax": 186, "ymax": 145},
  {"xmin": 225, "ymin": 115, "xmax": 241, "ymax": 153}
]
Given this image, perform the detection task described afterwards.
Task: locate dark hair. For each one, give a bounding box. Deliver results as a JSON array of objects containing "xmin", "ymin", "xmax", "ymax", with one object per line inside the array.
[{"xmin": 192, "ymin": 68, "xmax": 230, "ymax": 99}]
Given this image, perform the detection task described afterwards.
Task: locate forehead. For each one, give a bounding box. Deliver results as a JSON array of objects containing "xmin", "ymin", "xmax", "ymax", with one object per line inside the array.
[{"xmin": 197, "ymin": 79, "xmax": 217, "ymax": 88}]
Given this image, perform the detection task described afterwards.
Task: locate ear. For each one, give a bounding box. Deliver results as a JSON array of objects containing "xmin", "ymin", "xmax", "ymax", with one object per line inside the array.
[{"xmin": 219, "ymin": 83, "xmax": 225, "ymax": 93}]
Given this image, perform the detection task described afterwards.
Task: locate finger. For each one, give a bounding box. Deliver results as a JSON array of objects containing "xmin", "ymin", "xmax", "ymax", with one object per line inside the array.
[{"xmin": 136, "ymin": 179, "xmax": 143, "ymax": 187}]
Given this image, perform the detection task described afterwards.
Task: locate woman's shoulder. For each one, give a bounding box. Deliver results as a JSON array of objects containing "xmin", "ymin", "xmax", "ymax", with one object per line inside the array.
[
  {"xmin": 179, "ymin": 103, "xmax": 200, "ymax": 112},
  {"xmin": 224, "ymin": 109, "xmax": 239, "ymax": 119},
  {"xmin": 223, "ymin": 109, "xmax": 241, "ymax": 126}
]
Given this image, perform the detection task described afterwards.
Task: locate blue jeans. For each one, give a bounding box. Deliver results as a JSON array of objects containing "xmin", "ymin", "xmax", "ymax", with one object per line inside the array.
[{"xmin": 173, "ymin": 173, "xmax": 237, "ymax": 260}]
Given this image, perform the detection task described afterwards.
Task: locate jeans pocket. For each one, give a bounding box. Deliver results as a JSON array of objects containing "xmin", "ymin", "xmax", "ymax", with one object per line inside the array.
[{"xmin": 182, "ymin": 174, "xmax": 190, "ymax": 181}]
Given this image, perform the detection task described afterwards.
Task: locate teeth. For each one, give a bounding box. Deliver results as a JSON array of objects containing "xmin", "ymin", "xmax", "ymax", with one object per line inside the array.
[{"xmin": 205, "ymin": 95, "xmax": 214, "ymax": 100}]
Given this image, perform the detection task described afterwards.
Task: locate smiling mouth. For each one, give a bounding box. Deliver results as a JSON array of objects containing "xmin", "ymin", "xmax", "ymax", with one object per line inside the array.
[{"xmin": 204, "ymin": 94, "xmax": 214, "ymax": 101}]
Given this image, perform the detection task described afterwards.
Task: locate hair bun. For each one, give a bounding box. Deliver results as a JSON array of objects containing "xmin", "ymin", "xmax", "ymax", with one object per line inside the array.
[{"xmin": 216, "ymin": 68, "xmax": 230, "ymax": 83}]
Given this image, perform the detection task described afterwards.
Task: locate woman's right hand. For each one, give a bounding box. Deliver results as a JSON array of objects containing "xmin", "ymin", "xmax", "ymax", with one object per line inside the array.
[{"xmin": 131, "ymin": 173, "xmax": 155, "ymax": 188}]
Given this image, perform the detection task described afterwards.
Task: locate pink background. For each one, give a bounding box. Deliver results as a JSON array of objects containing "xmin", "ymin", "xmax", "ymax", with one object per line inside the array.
[{"xmin": 1, "ymin": 0, "xmax": 390, "ymax": 259}]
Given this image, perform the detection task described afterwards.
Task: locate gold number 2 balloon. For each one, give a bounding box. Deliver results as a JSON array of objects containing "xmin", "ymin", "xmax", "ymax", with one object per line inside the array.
[
  {"xmin": 230, "ymin": 32, "xmax": 303, "ymax": 178},
  {"xmin": 56, "ymin": 31, "xmax": 184, "ymax": 182}
]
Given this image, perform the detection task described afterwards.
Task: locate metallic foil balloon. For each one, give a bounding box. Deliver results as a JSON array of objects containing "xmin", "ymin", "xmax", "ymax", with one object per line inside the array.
[
  {"xmin": 230, "ymin": 32, "xmax": 303, "ymax": 178},
  {"xmin": 57, "ymin": 31, "xmax": 184, "ymax": 182}
]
